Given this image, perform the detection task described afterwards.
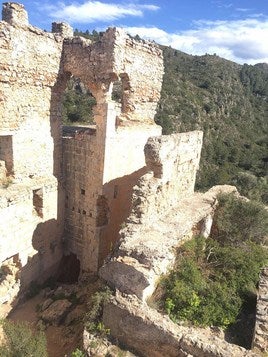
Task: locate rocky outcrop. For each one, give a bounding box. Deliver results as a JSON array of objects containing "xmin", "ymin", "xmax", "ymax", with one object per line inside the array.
[
  {"xmin": 83, "ymin": 330, "xmax": 137, "ymax": 357},
  {"xmin": 40, "ymin": 299, "xmax": 72, "ymax": 325}
]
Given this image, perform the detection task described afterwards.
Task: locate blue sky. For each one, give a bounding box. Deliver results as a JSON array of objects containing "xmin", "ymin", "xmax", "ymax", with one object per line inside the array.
[{"xmin": 5, "ymin": 1, "xmax": 268, "ymax": 64}]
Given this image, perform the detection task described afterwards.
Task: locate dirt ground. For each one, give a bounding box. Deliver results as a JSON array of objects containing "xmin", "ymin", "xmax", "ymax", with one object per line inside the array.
[
  {"xmin": 8, "ymin": 292, "xmax": 83, "ymax": 357},
  {"xmin": 3, "ymin": 279, "xmax": 104, "ymax": 357}
]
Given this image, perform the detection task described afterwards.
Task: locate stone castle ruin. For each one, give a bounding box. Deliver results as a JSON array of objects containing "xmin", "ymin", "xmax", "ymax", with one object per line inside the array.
[
  {"xmin": 0, "ymin": 2, "xmax": 201, "ymax": 300},
  {"xmin": 0, "ymin": 3, "xmax": 267, "ymax": 356}
]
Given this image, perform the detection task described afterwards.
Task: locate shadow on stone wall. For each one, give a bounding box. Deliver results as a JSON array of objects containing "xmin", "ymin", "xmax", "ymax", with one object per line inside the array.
[
  {"xmin": 18, "ymin": 219, "xmax": 63, "ymax": 291},
  {"xmin": 98, "ymin": 166, "xmax": 148, "ymax": 265}
]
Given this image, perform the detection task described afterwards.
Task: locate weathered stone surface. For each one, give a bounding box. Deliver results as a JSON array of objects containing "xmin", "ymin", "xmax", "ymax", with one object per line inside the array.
[
  {"xmin": 2, "ymin": 2, "xmax": 28, "ymax": 27},
  {"xmin": 83, "ymin": 330, "xmax": 138, "ymax": 357},
  {"xmin": 100, "ymin": 170, "xmax": 237, "ymax": 299},
  {"xmin": 40, "ymin": 299, "xmax": 72, "ymax": 325},
  {"xmin": 0, "ymin": 2, "xmax": 66, "ymax": 307},
  {"xmin": 253, "ymin": 266, "xmax": 268, "ymax": 352},
  {"xmin": 65, "ymin": 304, "xmax": 85, "ymax": 325},
  {"xmin": 0, "ymin": 160, "xmax": 6, "ymax": 181},
  {"xmin": 99, "ymin": 131, "xmax": 206, "ymax": 299},
  {"xmin": 103, "ymin": 292, "xmax": 260, "ymax": 357},
  {"xmin": 0, "ymin": 256, "xmax": 20, "ymax": 308},
  {"xmin": 41, "ymin": 298, "xmax": 53, "ymax": 312}
]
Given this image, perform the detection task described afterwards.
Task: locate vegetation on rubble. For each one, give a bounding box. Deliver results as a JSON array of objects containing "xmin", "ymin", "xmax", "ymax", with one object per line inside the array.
[
  {"xmin": 71, "ymin": 348, "xmax": 85, "ymax": 357},
  {"xmin": 63, "ymin": 31, "xmax": 268, "ymax": 204},
  {"xmin": 84, "ymin": 286, "xmax": 111, "ymax": 336},
  {"xmin": 0, "ymin": 319, "xmax": 47, "ymax": 357},
  {"xmin": 158, "ymin": 194, "xmax": 268, "ymax": 342}
]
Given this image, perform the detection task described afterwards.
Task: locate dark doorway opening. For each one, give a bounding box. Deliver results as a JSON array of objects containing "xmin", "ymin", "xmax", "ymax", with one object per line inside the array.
[{"xmin": 56, "ymin": 253, "xmax": 80, "ymax": 283}]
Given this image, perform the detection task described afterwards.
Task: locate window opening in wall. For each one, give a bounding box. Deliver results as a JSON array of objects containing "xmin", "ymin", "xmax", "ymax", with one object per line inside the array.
[
  {"xmin": 119, "ymin": 73, "xmax": 131, "ymax": 114},
  {"xmin": 114, "ymin": 185, "xmax": 118, "ymax": 198},
  {"xmin": 62, "ymin": 76, "xmax": 97, "ymax": 125},
  {"xmin": 112, "ymin": 79, "xmax": 123, "ymax": 104},
  {"xmin": 0, "ymin": 135, "xmax": 13, "ymax": 175},
  {"xmin": 81, "ymin": 188, "xmax": 85, "ymax": 195},
  {"xmin": 65, "ymin": 195, "xmax": 69, "ymax": 208},
  {"xmin": 33, "ymin": 188, "xmax": 43, "ymax": 218}
]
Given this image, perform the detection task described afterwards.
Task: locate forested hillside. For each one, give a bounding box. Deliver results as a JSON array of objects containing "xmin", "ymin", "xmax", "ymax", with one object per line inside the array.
[
  {"xmin": 156, "ymin": 47, "xmax": 268, "ymax": 202},
  {"xmin": 63, "ymin": 31, "xmax": 268, "ymax": 203}
]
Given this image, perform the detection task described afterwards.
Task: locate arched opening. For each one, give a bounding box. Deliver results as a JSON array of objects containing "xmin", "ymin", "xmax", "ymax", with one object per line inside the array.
[
  {"xmin": 111, "ymin": 73, "xmax": 131, "ymax": 116},
  {"xmin": 56, "ymin": 253, "xmax": 80, "ymax": 283},
  {"xmin": 62, "ymin": 76, "xmax": 97, "ymax": 125}
]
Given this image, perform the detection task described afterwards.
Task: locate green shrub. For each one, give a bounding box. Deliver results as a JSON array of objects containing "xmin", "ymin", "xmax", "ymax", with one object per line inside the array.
[
  {"xmin": 162, "ymin": 237, "xmax": 267, "ymax": 328},
  {"xmin": 160, "ymin": 194, "xmax": 268, "ymax": 329},
  {"xmin": 71, "ymin": 348, "xmax": 85, "ymax": 357},
  {"xmin": 84, "ymin": 286, "xmax": 111, "ymax": 336},
  {"xmin": 213, "ymin": 193, "xmax": 268, "ymax": 245},
  {"xmin": 0, "ymin": 320, "xmax": 47, "ymax": 357}
]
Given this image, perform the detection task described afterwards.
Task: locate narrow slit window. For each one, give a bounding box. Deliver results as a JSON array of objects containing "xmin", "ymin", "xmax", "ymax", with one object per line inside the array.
[{"xmin": 114, "ymin": 185, "xmax": 118, "ymax": 199}]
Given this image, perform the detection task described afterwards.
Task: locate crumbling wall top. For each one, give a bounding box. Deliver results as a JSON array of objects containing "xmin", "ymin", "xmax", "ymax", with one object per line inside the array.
[
  {"xmin": 52, "ymin": 22, "xmax": 73, "ymax": 38},
  {"xmin": 2, "ymin": 2, "xmax": 28, "ymax": 27}
]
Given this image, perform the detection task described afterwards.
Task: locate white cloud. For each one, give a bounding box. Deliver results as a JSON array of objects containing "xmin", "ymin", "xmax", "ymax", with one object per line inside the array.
[
  {"xmin": 44, "ymin": 1, "xmax": 159, "ymax": 23},
  {"xmin": 236, "ymin": 8, "xmax": 251, "ymax": 12},
  {"xmin": 126, "ymin": 18, "xmax": 268, "ymax": 64}
]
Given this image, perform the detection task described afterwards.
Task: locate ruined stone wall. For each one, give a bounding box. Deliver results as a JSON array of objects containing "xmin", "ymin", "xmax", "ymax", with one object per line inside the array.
[
  {"xmin": 61, "ymin": 28, "xmax": 164, "ymax": 270},
  {"xmin": 99, "ymin": 121, "xmax": 162, "ymax": 264},
  {"xmin": 0, "ymin": 3, "xmax": 204, "ymax": 301},
  {"xmin": 0, "ymin": 3, "xmax": 67, "ymax": 303},
  {"xmin": 99, "ymin": 131, "xmax": 208, "ymax": 299},
  {"xmin": 0, "ymin": 177, "xmax": 62, "ymax": 290},
  {"xmin": 253, "ymin": 266, "xmax": 268, "ymax": 353},
  {"xmin": 103, "ymin": 293, "xmax": 259, "ymax": 357},
  {"xmin": 0, "ymin": 5, "xmax": 65, "ymax": 178},
  {"xmin": 142, "ymin": 131, "xmax": 203, "ymax": 220},
  {"xmin": 112, "ymin": 29, "xmax": 163, "ymax": 123},
  {"xmin": 98, "ymin": 31, "xmax": 164, "ymax": 264}
]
